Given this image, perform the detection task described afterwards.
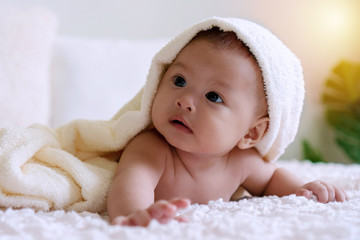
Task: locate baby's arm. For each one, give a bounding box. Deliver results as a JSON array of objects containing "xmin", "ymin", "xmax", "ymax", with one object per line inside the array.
[
  {"xmin": 107, "ymin": 131, "xmax": 190, "ymax": 226},
  {"xmin": 241, "ymin": 153, "xmax": 347, "ymax": 202},
  {"xmin": 263, "ymin": 168, "xmax": 348, "ymax": 202}
]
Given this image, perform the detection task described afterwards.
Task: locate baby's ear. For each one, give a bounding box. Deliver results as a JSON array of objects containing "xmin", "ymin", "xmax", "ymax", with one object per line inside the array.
[{"xmin": 237, "ymin": 117, "xmax": 269, "ymax": 149}]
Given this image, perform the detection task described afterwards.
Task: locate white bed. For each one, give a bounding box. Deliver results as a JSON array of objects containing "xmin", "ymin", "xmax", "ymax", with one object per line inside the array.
[
  {"xmin": 1, "ymin": 160, "xmax": 359, "ymax": 240},
  {"xmin": 1, "ymin": 7, "xmax": 359, "ymax": 240}
]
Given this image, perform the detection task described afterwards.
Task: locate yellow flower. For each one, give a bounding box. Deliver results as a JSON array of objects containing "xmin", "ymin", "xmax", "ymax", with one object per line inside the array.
[{"xmin": 323, "ymin": 61, "xmax": 360, "ymax": 110}]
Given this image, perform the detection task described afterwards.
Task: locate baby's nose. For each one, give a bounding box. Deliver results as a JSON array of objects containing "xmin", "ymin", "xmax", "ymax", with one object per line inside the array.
[{"xmin": 176, "ymin": 96, "xmax": 195, "ymax": 112}]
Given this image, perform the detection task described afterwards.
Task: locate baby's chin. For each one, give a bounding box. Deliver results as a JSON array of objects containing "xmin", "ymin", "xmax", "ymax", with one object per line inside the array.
[
  {"xmin": 170, "ymin": 142, "xmax": 229, "ymax": 157},
  {"xmin": 166, "ymin": 138, "xmax": 191, "ymax": 152}
]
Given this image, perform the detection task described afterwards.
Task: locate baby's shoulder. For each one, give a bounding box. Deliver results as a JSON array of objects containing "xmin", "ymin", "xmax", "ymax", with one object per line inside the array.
[
  {"xmin": 123, "ymin": 129, "xmax": 171, "ymax": 160},
  {"xmin": 116, "ymin": 130, "xmax": 170, "ymax": 177},
  {"xmin": 229, "ymin": 147, "xmax": 267, "ymax": 167},
  {"xmin": 131, "ymin": 129, "xmax": 168, "ymax": 147},
  {"xmin": 228, "ymin": 147, "xmax": 275, "ymax": 183},
  {"xmin": 231, "ymin": 147, "xmax": 262, "ymax": 159}
]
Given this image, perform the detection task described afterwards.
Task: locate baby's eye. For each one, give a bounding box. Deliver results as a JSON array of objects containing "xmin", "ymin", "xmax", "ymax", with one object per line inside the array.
[
  {"xmin": 173, "ymin": 76, "xmax": 187, "ymax": 87},
  {"xmin": 205, "ymin": 92, "xmax": 223, "ymax": 103}
]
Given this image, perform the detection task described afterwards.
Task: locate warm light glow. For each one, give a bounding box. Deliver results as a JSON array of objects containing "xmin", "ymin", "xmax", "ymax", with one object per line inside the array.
[
  {"xmin": 319, "ymin": 4, "xmax": 349, "ymax": 33},
  {"xmin": 309, "ymin": 0, "xmax": 360, "ymax": 58},
  {"xmin": 317, "ymin": 2, "xmax": 355, "ymax": 37}
]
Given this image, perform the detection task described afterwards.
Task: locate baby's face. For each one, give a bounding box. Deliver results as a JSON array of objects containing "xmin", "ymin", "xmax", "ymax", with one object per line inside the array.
[{"xmin": 151, "ymin": 39, "xmax": 263, "ymax": 155}]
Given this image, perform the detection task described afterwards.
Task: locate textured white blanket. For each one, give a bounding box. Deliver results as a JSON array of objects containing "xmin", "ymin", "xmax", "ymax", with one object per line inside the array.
[{"xmin": 1, "ymin": 160, "xmax": 359, "ymax": 240}]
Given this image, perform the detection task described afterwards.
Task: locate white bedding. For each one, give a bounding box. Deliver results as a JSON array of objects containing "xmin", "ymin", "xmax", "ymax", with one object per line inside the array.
[{"xmin": 1, "ymin": 160, "xmax": 359, "ymax": 240}]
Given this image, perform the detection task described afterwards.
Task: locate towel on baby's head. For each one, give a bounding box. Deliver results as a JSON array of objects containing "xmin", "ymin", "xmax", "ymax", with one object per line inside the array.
[
  {"xmin": 0, "ymin": 17, "xmax": 304, "ymax": 212},
  {"xmin": 137, "ymin": 17, "xmax": 304, "ymax": 161}
]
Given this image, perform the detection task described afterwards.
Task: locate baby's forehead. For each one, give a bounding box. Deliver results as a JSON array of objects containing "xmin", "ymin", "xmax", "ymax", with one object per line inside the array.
[
  {"xmin": 173, "ymin": 44, "xmax": 264, "ymax": 98},
  {"xmin": 187, "ymin": 32, "xmax": 262, "ymax": 76},
  {"xmin": 172, "ymin": 38, "xmax": 262, "ymax": 81},
  {"xmin": 190, "ymin": 28, "xmax": 256, "ymax": 60}
]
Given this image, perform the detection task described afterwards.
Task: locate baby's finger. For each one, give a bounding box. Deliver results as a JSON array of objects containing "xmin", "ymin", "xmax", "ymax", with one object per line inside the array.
[
  {"xmin": 169, "ymin": 198, "xmax": 191, "ymax": 209},
  {"xmin": 334, "ymin": 185, "xmax": 348, "ymax": 202},
  {"xmin": 128, "ymin": 209, "xmax": 152, "ymax": 227},
  {"xmin": 296, "ymin": 188, "xmax": 312, "ymax": 199},
  {"xmin": 309, "ymin": 182, "xmax": 328, "ymax": 203},
  {"xmin": 147, "ymin": 201, "xmax": 177, "ymax": 223},
  {"xmin": 321, "ymin": 181, "xmax": 335, "ymax": 202},
  {"xmin": 174, "ymin": 215, "xmax": 189, "ymax": 223}
]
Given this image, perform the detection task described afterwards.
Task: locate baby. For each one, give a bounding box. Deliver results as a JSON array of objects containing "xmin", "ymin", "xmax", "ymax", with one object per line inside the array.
[{"xmin": 107, "ymin": 22, "xmax": 348, "ymax": 227}]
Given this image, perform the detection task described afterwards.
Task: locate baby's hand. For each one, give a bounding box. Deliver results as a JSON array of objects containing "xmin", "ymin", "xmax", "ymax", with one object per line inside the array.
[
  {"xmin": 112, "ymin": 198, "xmax": 191, "ymax": 227},
  {"xmin": 295, "ymin": 180, "xmax": 348, "ymax": 203}
]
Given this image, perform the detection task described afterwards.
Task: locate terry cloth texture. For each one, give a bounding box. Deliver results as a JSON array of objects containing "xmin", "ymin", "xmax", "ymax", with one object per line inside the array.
[{"xmin": 0, "ymin": 17, "xmax": 304, "ymax": 212}]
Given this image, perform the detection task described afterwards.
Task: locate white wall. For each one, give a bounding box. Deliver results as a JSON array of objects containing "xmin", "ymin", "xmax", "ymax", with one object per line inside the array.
[
  {"xmin": 1, "ymin": 0, "xmax": 359, "ymax": 62},
  {"xmin": 1, "ymin": 0, "xmax": 358, "ymax": 62},
  {"xmin": 0, "ymin": 0, "xmax": 246, "ymax": 39}
]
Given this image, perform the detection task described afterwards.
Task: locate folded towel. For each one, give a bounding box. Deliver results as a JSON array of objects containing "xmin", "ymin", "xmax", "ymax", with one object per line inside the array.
[
  {"xmin": 0, "ymin": 17, "xmax": 304, "ymax": 212},
  {"xmin": 0, "ymin": 125, "xmax": 117, "ymax": 212}
]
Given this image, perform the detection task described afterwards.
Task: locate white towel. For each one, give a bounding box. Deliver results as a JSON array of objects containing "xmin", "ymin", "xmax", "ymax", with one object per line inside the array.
[
  {"xmin": 0, "ymin": 17, "xmax": 304, "ymax": 212},
  {"xmin": 144, "ymin": 17, "xmax": 304, "ymax": 161}
]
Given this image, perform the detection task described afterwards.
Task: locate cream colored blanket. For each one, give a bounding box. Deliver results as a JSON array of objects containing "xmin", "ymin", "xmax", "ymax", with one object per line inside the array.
[
  {"xmin": 0, "ymin": 87, "xmax": 148, "ymax": 212},
  {"xmin": 0, "ymin": 17, "xmax": 304, "ymax": 212}
]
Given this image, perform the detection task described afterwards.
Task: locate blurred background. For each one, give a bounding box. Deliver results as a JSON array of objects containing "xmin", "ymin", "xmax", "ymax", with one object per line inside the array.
[
  {"xmin": 1, "ymin": 0, "xmax": 359, "ymax": 61},
  {"xmin": 1, "ymin": 0, "xmax": 359, "ymax": 162}
]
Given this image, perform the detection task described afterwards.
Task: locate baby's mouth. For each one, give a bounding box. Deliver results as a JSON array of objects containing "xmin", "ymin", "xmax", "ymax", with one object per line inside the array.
[{"xmin": 170, "ymin": 119, "xmax": 193, "ymax": 133}]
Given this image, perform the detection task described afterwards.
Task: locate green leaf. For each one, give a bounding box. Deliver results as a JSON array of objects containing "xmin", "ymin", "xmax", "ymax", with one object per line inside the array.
[
  {"xmin": 322, "ymin": 61, "xmax": 360, "ymax": 163},
  {"xmin": 302, "ymin": 139, "xmax": 326, "ymax": 163},
  {"xmin": 326, "ymin": 108, "xmax": 360, "ymax": 135},
  {"xmin": 326, "ymin": 108, "xmax": 360, "ymax": 163},
  {"xmin": 335, "ymin": 136, "xmax": 360, "ymax": 163}
]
